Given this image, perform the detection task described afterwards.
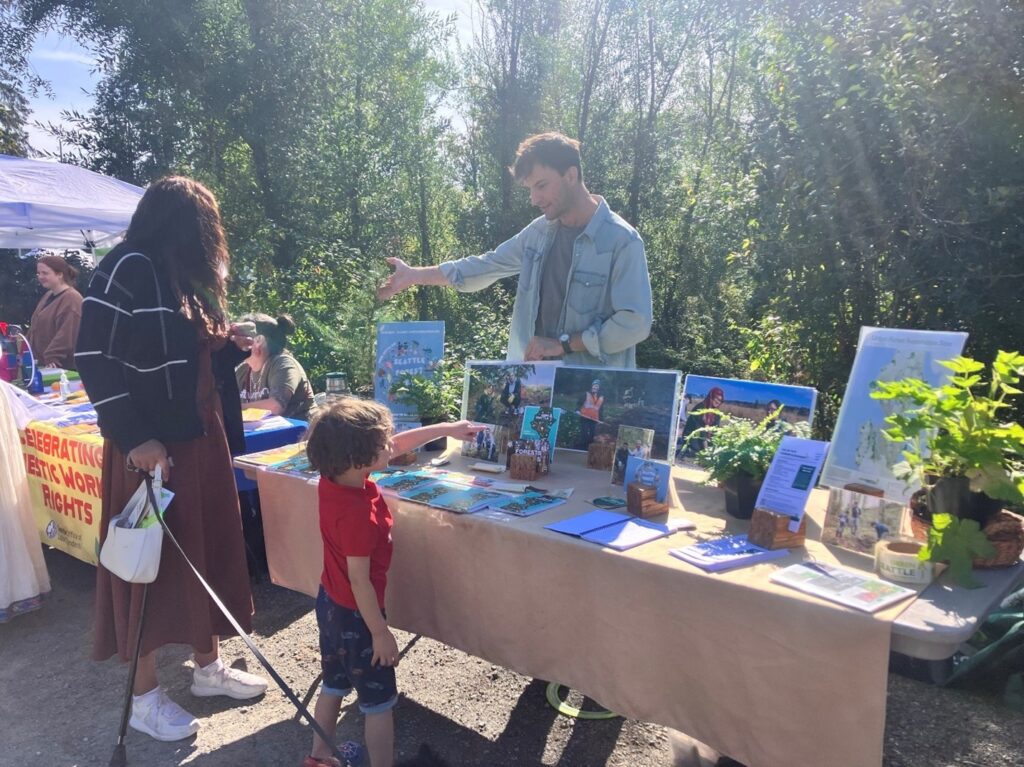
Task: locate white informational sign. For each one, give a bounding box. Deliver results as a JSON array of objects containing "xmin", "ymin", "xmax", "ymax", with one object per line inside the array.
[
  {"xmin": 754, "ymin": 436, "xmax": 830, "ymax": 531},
  {"xmin": 819, "ymin": 327, "xmax": 968, "ymax": 503}
]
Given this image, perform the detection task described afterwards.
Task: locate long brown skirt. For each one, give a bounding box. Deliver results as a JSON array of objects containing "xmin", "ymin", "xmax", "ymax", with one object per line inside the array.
[{"xmin": 92, "ymin": 344, "xmax": 254, "ymax": 661}]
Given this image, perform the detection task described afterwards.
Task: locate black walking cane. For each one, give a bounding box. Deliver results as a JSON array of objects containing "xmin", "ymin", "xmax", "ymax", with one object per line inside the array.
[
  {"xmin": 108, "ymin": 472, "xmax": 157, "ymax": 767},
  {"xmin": 109, "ymin": 582, "xmax": 149, "ymax": 767}
]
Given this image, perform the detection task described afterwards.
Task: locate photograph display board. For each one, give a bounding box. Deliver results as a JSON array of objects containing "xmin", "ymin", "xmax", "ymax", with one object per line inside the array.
[
  {"xmin": 374, "ymin": 321, "xmax": 445, "ymax": 417},
  {"xmin": 549, "ymin": 365, "xmax": 682, "ymax": 460},
  {"xmin": 461, "ymin": 361, "xmax": 559, "ymax": 424},
  {"xmin": 678, "ymin": 375, "xmax": 817, "ymax": 459},
  {"xmin": 819, "ymin": 327, "xmax": 968, "ymax": 503}
]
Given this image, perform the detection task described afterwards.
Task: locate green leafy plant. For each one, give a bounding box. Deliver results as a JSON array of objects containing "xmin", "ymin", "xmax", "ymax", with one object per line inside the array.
[
  {"xmin": 389, "ymin": 365, "xmax": 463, "ymax": 422},
  {"xmin": 871, "ymin": 351, "xmax": 1024, "ymax": 506},
  {"xmin": 919, "ymin": 513, "xmax": 996, "ymax": 589},
  {"xmin": 691, "ymin": 410, "xmax": 810, "ymax": 484}
]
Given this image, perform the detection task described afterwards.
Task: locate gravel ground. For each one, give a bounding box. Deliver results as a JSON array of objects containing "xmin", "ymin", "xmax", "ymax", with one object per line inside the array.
[{"xmin": 2, "ymin": 549, "xmax": 1022, "ymax": 767}]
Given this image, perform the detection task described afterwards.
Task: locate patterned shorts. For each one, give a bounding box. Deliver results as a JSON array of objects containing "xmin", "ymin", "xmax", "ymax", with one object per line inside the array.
[{"xmin": 315, "ymin": 586, "xmax": 398, "ymax": 714}]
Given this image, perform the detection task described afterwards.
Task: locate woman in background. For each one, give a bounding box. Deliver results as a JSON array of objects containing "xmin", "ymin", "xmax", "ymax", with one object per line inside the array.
[
  {"xmin": 235, "ymin": 313, "xmax": 317, "ymax": 422},
  {"xmin": 28, "ymin": 255, "xmax": 84, "ymax": 369}
]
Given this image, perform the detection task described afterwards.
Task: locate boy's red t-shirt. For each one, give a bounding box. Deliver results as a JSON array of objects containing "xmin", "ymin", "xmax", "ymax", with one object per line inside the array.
[{"xmin": 318, "ymin": 476, "xmax": 393, "ymax": 610}]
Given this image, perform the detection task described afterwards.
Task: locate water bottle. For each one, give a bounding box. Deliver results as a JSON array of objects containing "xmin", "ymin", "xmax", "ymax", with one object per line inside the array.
[
  {"xmin": 59, "ymin": 371, "xmax": 71, "ymax": 401},
  {"xmin": 24, "ymin": 350, "xmax": 42, "ymax": 393}
]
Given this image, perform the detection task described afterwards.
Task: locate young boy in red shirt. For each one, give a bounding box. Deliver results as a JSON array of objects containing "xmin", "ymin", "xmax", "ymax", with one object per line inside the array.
[{"xmin": 304, "ymin": 398, "xmax": 483, "ymax": 767}]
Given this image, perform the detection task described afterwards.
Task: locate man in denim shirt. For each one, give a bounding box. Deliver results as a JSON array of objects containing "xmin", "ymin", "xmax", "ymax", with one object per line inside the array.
[{"xmin": 377, "ymin": 132, "xmax": 652, "ymax": 368}]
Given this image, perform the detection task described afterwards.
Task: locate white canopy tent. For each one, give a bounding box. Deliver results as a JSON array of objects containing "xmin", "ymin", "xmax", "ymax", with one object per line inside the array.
[{"xmin": 0, "ymin": 154, "xmax": 144, "ymax": 250}]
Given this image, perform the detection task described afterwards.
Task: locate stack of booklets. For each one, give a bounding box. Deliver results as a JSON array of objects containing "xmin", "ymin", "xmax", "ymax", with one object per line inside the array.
[
  {"xmin": 769, "ymin": 561, "xmax": 917, "ymax": 613},
  {"xmin": 545, "ymin": 510, "xmax": 694, "ymax": 551},
  {"xmin": 484, "ymin": 492, "xmax": 565, "ymax": 517},
  {"xmin": 669, "ymin": 535, "xmax": 789, "ymax": 573},
  {"xmin": 397, "ymin": 480, "xmax": 507, "ymax": 513},
  {"xmin": 374, "ymin": 471, "xmax": 437, "ymax": 493},
  {"xmin": 235, "ymin": 442, "xmax": 316, "ymax": 477}
]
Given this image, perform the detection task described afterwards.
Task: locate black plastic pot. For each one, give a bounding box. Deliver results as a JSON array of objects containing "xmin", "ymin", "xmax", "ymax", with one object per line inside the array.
[
  {"xmin": 722, "ymin": 473, "xmax": 764, "ymax": 520},
  {"xmin": 419, "ymin": 415, "xmax": 450, "ymax": 452},
  {"xmin": 926, "ymin": 476, "xmax": 1002, "ymax": 525}
]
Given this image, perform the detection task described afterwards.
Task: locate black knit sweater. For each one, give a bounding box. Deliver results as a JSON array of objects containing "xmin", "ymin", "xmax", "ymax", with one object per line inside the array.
[{"xmin": 75, "ymin": 244, "xmax": 243, "ymax": 454}]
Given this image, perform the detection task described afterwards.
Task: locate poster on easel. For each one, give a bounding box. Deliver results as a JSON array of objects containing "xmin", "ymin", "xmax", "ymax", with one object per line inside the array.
[
  {"xmin": 374, "ymin": 321, "xmax": 445, "ymax": 418},
  {"xmin": 819, "ymin": 327, "xmax": 968, "ymax": 504}
]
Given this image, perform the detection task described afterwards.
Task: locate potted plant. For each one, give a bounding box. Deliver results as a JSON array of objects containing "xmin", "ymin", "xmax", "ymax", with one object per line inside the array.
[
  {"xmin": 389, "ymin": 365, "xmax": 462, "ymax": 451},
  {"xmin": 916, "ymin": 512, "xmax": 995, "ymax": 589},
  {"xmin": 690, "ymin": 410, "xmax": 810, "ymax": 519},
  {"xmin": 871, "ymin": 351, "xmax": 1024, "ymax": 526}
]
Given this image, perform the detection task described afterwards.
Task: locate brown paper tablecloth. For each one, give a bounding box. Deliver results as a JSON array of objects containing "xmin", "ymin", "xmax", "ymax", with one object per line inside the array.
[{"xmin": 255, "ymin": 446, "xmax": 908, "ymax": 767}]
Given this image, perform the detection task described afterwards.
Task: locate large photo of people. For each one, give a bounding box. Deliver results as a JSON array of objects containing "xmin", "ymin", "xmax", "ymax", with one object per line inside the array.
[
  {"xmin": 677, "ymin": 375, "xmax": 817, "ymax": 461},
  {"xmin": 550, "ymin": 366, "xmax": 682, "ymax": 460},
  {"xmin": 462, "ymin": 361, "xmax": 559, "ymax": 424}
]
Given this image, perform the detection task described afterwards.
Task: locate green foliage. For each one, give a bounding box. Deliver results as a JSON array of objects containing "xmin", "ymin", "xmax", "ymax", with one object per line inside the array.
[
  {"xmin": 919, "ymin": 513, "xmax": 996, "ymax": 589},
  {"xmin": 872, "ymin": 352, "xmax": 1024, "ymax": 505},
  {"xmin": 1, "ymin": 0, "xmax": 1021, "ymax": 430},
  {"xmin": 389, "ymin": 364, "xmax": 463, "ymax": 422},
  {"xmin": 691, "ymin": 409, "xmax": 810, "ymax": 483}
]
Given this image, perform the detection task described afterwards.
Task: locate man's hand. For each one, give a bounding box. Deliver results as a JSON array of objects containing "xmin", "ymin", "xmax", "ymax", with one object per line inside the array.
[
  {"xmin": 127, "ymin": 439, "xmax": 172, "ymax": 481},
  {"xmin": 445, "ymin": 420, "xmax": 488, "ymax": 442},
  {"xmin": 377, "ymin": 257, "xmax": 415, "ymax": 300},
  {"xmin": 524, "ymin": 335, "xmax": 563, "ymax": 361},
  {"xmin": 371, "ymin": 627, "xmax": 401, "ymax": 668}
]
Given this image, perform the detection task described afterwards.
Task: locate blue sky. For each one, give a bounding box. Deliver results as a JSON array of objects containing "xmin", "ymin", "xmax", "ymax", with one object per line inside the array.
[
  {"xmin": 24, "ymin": 1, "xmax": 473, "ymax": 157},
  {"xmin": 25, "ymin": 29, "xmax": 99, "ymax": 156}
]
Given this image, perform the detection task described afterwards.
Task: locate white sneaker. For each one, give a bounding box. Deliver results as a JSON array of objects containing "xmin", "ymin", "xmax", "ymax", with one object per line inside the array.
[
  {"xmin": 129, "ymin": 688, "xmax": 200, "ymax": 742},
  {"xmin": 190, "ymin": 657, "xmax": 268, "ymax": 700}
]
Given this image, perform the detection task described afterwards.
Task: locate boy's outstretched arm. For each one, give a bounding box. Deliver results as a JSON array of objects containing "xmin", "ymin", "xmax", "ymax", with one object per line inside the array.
[{"xmin": 391, "ymin": 419, "xmax": 486, "ymax": 456}]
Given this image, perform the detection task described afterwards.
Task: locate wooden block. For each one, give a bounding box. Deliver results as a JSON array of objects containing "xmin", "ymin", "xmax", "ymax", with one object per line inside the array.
[
  {"xmin": 748, "ymin": 507, "xmax": 806, "ymax": 550},
  {"xmin": 626, "ymin": 481, "xmax": 669, "ymax": 518},
  {"xmin": 587, "ymin": 441, "xmax": 616, "ymax": 470},
  {"xmin": 390, "ymin": 451, "xmax": 417, "ymax": 466},
  {"xmin": 509, "ymin": 453, "xmax": 539, "ymax": 481}
]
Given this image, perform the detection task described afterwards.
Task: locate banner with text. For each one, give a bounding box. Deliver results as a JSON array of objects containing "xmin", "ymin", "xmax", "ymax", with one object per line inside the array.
[{"xmin": 21, "ymin": 421, "xmax": 104, "ymax": 565}]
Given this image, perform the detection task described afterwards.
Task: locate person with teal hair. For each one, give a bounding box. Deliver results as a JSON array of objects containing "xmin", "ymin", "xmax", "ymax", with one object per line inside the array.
[{"xmin": 235, "ymin": 313, "xmax": 317, "ymax": 421}]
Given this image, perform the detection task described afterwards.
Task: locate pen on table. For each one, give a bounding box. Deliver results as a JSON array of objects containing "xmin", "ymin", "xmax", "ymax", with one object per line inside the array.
[{"xmin": 802, "ymin": 560, "xmax": 839, "ymax": 579}]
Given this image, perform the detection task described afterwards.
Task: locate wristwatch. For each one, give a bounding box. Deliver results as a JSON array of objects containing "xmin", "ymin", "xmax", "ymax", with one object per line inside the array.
[{"xmin": 559, "ymin": 333, "xmax": 573, "ymax": 356}]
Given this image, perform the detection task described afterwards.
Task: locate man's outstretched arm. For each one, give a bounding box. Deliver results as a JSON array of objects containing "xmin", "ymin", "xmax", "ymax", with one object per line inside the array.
[{"xmin": 376, "ymin": 257, "xmax": 451, "ymax": 300}]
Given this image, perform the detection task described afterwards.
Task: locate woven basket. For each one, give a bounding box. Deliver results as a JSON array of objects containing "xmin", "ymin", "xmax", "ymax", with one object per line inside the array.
[
  {"xmin": 906, "ymin": 507, "xmax": 1023, "ymax": 568},
  {"xmin": 973, "ymin": 510, "xmax": 1024, "ymax": 569}
]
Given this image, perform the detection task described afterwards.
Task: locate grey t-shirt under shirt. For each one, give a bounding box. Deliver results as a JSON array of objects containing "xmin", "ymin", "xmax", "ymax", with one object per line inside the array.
[{"xmin": 534, "ymin": 223, "xmax": 584, "ymax": 339}]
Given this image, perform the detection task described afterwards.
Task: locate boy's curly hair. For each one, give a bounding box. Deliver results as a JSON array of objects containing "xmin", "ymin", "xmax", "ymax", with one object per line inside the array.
[{"xmin": 306, "ymin": 397, "xmax": 393, "ymax": 478}]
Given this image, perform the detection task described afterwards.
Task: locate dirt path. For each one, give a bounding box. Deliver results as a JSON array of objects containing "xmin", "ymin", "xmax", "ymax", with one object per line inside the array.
[{"xmin": 2, "ymin": 550, "xmax": 1021, "ymax": 766}]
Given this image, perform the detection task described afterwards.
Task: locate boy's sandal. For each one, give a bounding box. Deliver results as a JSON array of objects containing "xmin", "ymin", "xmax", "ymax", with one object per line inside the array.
[{"xmin": 302, "ymin": 756, "xmax": 343, "ymax": 767}]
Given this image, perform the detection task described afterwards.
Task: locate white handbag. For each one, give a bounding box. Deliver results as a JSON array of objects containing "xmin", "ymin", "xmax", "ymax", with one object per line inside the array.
[{"xmin": 99, "ymin": 465, "xmax": 172, "ymax": 584}]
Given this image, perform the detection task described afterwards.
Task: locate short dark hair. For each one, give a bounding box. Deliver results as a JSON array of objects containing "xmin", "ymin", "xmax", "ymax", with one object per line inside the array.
[
  {"xmin": 307, "ymin": 397, "xmax": 393, "ymax": 478},
  {"xmin": 510, "ymin": 132, "xmax": 582, "ymax": 182}
]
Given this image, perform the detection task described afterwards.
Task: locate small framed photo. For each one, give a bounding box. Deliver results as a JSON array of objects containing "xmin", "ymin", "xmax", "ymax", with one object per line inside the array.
[
  {"xmin": 623, "ymin": 456, "xmax": 672, "ymax": 504},
  {"xmin": 610, "ymin": 425, "xmax": 655, "ymax": 485}
]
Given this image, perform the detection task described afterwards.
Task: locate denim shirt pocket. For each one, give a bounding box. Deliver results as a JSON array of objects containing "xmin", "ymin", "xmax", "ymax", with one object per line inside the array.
[
  {"xmin": 519, "ymin": 246, "xmax": 543, "ymax": 292},
  {"xmin": 567, "ymin": 268, "xmax": 609, "ymax": 315}
]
